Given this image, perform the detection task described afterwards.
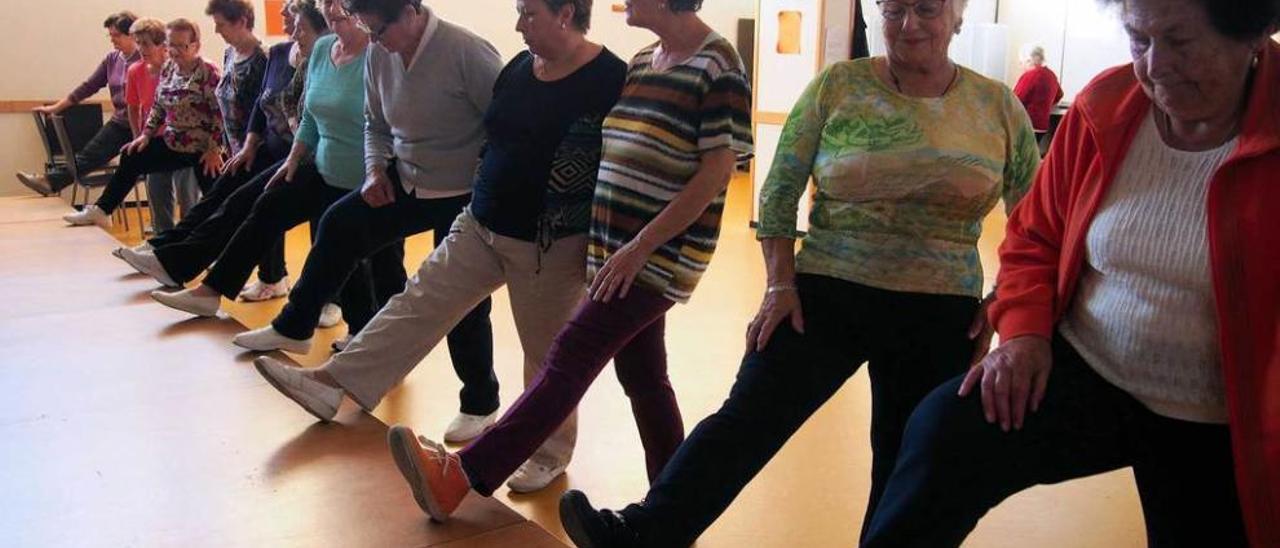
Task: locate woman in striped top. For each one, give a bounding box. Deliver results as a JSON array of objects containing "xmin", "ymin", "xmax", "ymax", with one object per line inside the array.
[{"xmin": 381, "ymin": 0, "xmax": 752, "ymax": 523}]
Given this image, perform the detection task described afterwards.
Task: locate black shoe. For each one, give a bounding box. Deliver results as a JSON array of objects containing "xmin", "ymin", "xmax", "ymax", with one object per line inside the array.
[
  {"xmin": 560, "ymin": 490, "xmax": 643, "ymax": 548},
  {"xmin": 16, "ymin": 172, "xmax": 54, "ymax": 196}
]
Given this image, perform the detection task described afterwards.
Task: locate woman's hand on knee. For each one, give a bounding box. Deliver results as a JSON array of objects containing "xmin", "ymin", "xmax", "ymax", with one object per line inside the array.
[
  {"xmin": 958, "ymin": 335, "xmax": 1051, "ymax": 432},
  {"xmin": 745, "ymin": 287, "xmax": 804, "ymax": 353},
  {"xmin": 360, "ymin": 169, "xmax": 396, "ymax": 208},
  {"xmin": 121, "ymin": 134, "xmax": 150, "ymax": 156}
]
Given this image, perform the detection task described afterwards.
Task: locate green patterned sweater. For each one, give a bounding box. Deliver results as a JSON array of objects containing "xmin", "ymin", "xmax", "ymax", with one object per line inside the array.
[{"xmin": 757, "ymin": 59, "xmax": 1040, "ymax": 297}]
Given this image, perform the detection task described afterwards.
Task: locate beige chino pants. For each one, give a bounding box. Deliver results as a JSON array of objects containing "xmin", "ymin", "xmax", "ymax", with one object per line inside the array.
[{"xmin": 327, "ymin": 210, "xmax": 585, "ymax": 468}]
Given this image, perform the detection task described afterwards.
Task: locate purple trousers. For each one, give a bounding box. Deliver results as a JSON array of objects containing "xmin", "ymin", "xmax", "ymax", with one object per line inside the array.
[{"xmin": 458, "ymin": 285, "xmax": 683, "ymax": 495}]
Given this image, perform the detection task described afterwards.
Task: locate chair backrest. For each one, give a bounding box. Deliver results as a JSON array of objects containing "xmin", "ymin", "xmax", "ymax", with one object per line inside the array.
[
  {"xmin": 31, "ymin": 111, "xmax": 64, "ymax": 163},
  {"xmin": 50, "ymin": 115, "xmax": 88, "ymax": 182},
  {"xmin": 58, "ymin": 103, "xmax": 107, "ymax": 154}
]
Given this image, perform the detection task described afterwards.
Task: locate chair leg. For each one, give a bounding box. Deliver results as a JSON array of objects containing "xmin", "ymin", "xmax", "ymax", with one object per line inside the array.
[{"xmin": 132, "ymin": 184, "xmax": 145, "ymax": 237}]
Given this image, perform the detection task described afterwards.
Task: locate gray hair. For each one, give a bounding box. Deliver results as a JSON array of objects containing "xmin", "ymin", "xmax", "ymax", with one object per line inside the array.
[{"xmin": 1020, "ymin": 43, "xmax": 1045, "ymax": 64}]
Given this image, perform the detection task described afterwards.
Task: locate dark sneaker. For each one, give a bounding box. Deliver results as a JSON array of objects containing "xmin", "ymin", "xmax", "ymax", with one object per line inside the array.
[
  {"xmin": 16, "ymin": 172, "xmax": 54, "ymax": 196},
  {"xmin": 560, "ymin": 490, "xmax": 643, "ymax": 548}
]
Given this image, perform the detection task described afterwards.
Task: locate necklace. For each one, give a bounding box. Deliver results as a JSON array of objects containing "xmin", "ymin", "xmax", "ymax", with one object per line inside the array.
[{"xmin": 888, "ymin": 61, "xmax": 958, "ymax": 97}]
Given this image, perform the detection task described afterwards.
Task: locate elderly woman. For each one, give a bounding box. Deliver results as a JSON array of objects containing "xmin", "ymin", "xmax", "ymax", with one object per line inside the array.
[
  {"xmin": 862, "ymin": 0, "xmax": 1280, "ymax": 547},
  {"xmin": 1013, "ymin": 43, "xmax": 1063, "ymax": 154},
  {"xmin": 366, "ymin": 0, "xmax": 752, "ymax": 523},
  {"xmin": 253, "ymin": 0, "xmax": 627, "ymax": 493},
  {"xmin": 116, "ymin": 1, "xmax": 331, "ymax": 302},
  {"xmin": 206, "ymin": 0, "xmax": 267, "ymax": 161},
  {"xmin": 558, "ymin": 0, "xmax": 1041, "ymax": 546},
  {"xmin": 63, "ymin": 18, "xmax": 224, "ymax": 228},
  {"xmin": 123, "ymin": 17, "xmax": 200, "ymax": 233},
  {"xmin": 18, "ymin": 11, "xmax": 139, "ymax": 197}
]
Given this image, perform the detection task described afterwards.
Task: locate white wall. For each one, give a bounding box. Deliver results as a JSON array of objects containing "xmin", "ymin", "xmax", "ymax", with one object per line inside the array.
[{"xmin": 0, "ymin": 0, "xmax": 755, "ymax": 197}]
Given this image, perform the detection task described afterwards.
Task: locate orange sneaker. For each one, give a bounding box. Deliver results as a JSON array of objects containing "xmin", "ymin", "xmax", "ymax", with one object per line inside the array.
[{"xmin": 387, "ymin": 425, "xmax": 471, "ymax": 522}]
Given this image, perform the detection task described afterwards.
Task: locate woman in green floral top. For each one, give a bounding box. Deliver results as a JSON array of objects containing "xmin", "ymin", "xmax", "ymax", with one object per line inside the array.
[{"xmin": 559, "ymin": 0, "xmax": 1042, "ymax": 546}]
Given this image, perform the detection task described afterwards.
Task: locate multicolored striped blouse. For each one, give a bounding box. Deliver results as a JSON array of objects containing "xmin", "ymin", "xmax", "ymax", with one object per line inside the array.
[
  {"xmin": 144, "ymin": 59, "xmax": 225, "ymax": 154},
  {"xmin": 756, "ymin": 59, "xmax": 1041, "ymax": 297},
  {"xmin": 587, "ymin": 33, "xmax": 753, "ymax": 303}
]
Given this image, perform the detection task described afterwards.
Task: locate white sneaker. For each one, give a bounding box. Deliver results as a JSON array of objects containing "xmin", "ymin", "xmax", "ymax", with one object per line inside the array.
[
  {"xmin": 120, "ymin": 247, "xmax": 179, "ymax": 287},
  {"xmin": 330, "ymin": 334, "xmax": 352, "ymax": 353},
  {"xmin": 239, "ymin": 277, "xmax": 290, "ymax": 302},
  {"xmin": 63, "ymin": 205, "xmax": 112, "ymax": 228},
  {"xmin": 442, "ymin": 411, "xmax": 498, "ymax": 443},
  {"xmin": 318, "ymin": 303, "xmax": 343, "ymax": 328},
  {"xmin": 505, "ymin": 459, "xmax": 568, "ymax": 493},
  {"xmin": 151, "ymin": 287, "xmax": 220, "ymax": 317},
  {"xmin": 233, "ymin": 325, "xmax": 313, "ymax": 353},
  {"xmin": 253, "ymin": 356, "xmax": 343, "ymax": 422},
  {"xmin": 113, "ymin": 242, "xmax": 152, "ymax": 261}
]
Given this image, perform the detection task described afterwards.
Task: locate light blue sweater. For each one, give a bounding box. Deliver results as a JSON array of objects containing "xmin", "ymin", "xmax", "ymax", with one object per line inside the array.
[{"xmin": 297, "ymin": 35, "xmax": 366, "ymax": 190}]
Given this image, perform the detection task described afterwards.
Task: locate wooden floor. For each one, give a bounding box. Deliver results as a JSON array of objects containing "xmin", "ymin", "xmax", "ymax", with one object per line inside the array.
[{"xmin": 0, "ymin": 178, "xmax": 1146, "ymax": 547}]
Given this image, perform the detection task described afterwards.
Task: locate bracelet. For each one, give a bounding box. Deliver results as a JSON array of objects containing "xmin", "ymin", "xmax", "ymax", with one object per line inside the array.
[{"xmin": 766, "ymin": 284, "xmax": 798, "ymax": 294}]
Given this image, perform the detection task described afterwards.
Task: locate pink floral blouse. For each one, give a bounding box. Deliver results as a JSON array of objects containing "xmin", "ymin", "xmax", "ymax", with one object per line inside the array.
[{"xmin": 144, "ymin": 59, "xmax": 225, "ymax": 154}]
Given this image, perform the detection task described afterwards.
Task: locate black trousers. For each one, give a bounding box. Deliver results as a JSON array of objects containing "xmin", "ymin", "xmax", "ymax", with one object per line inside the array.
[
  {"xmin": 149, "ymin": 152, "xmax": 287, "ymax": 285},
  {"xmin": 621, "ymin": 274, "xmax": 980, "ymax": 547},
  {"xmin": 270, "ymin": 169, "xmax": 494, "ymax": 414},
  {"xmin": 195, "ymin": 163, "xmax": 391, "ymax": 335},
  {"xmin": 95, "ymin": 140, "xmax": 214, "ymax": 214},
  {"xmin": 863, "ymin": 334, "xmax": 1246, "ymax": 548}
]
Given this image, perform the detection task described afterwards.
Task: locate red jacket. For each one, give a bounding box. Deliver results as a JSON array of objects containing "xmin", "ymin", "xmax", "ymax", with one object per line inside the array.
[
  {"xmin": 1013, "ymin": 65, "xmax": 1063, "ymax": 132},
  {"xmin": 992, "ymin": 41, "xmax": 1280, "ymax": 546}
]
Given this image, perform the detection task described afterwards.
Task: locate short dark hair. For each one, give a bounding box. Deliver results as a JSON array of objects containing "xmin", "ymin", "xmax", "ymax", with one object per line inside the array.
[
  {"xmin": 668, "ymin": 0, "xmax": 703, "ymax": 12},
  {"xmin": 104, "ymin": 11, "xmax": 138, "ymax": 34},
  {"xmin": 205, "ymin": 0, "xmax": 257, "ymax": 30},
  {"xmin": 342, "ymin": 0, "xmax": 421, "ymax": 23},
  {"xmin": 542, "ymin": 0, "xmax": 593, "ymax": 31},
  {"xmin": 1102, "ymin": 0, "xmax": 1279, "ymax": 41},
  {"xmin": 295, "ymin": 0, "xmax": 330, "ymax": 34}
]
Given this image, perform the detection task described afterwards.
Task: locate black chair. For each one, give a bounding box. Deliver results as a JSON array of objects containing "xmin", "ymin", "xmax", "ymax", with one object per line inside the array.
[{"xmin": 49, "ymin": 109, "xmax": 145, "ymax": 232}]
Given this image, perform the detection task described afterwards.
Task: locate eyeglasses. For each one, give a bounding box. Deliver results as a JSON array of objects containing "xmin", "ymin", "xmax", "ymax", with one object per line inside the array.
[
  {"xmin": 875, "ymin": 0, "xmax": 948, "ymax": 21},
  {"xmin": 354, "ymin": 16, "xmax": 393, "ymax": 41},
  {"xmin": 167, "ymin": 42, "xmax": 194, "ymax": 51}
]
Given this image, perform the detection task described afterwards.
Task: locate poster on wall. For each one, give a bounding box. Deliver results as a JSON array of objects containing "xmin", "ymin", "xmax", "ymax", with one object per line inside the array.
[
  {"xmin": 264, "ymin": 0, "xmax": 288, "ymax": 36},
  {"xmin": 756, "ymin": 0, "xmax": 822, "ymax": 114}
]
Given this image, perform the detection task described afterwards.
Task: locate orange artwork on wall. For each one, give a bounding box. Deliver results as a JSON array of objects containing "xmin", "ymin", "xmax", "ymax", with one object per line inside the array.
[
  {"xmin": 777, "ymin": 10, "xmax": 802, "ymax": 54},
  {"xmin": 265, "ymin": 0, "xmax": 288, "ymax": 36}
]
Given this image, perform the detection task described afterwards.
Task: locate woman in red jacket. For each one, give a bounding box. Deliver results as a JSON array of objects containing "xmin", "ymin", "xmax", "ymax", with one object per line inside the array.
[
  {"xmin": 863, "ymin": 0, "xmax": 1280, "ymax": 546},
  {"xmin": 1013, "ymin": 44, "xmax": 1062, "ymax": 136}
]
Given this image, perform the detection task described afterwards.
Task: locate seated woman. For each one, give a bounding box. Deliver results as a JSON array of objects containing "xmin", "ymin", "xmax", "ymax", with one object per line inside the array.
[
  {"xmin": 377, "ymin": 0, "xmax": 753, "ymax": 521},
  {"xmin": 62, "ymin": 18, "xmax": 223, "ymax": 228},
  {"xmin": 117, "ymin": 0, "xmax": 329, "ymax": 303},
  {"xmin": 557, "ymin": 0, "xmax": 1041, "ymax": 546},
  {"xmin": 18, "ymin": 11, "xmax": 140, "ymax": 197},
  {"xmin": 253, "ymin": 0, "xmax": 626, "ymax": 492},
  {"xmin": 862, "ymin": 0, "xmax": 1280, "ymax": 546}
]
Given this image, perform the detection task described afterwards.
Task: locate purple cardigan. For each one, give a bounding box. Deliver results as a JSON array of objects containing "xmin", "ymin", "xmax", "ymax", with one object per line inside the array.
[{"xmin": 67, "ymin": 50, "xmax": 141, "ymax": 127}]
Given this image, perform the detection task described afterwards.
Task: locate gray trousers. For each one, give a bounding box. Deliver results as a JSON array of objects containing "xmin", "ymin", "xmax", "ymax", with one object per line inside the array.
[{"xmin": 145, "ymin": 168, "xmax": 200, "ymax": 232}]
